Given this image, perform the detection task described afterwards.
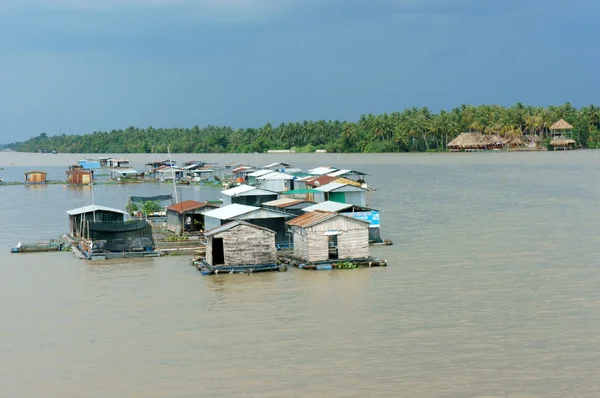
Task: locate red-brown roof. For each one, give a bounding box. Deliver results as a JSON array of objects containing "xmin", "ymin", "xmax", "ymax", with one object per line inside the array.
[
  {"xmin": 286, "ymin": 211, "xmax": 338, "ymax": 228},
  {"xmin": 303, "ymin": 175, "xmax": 337, "ymax": 187},
  {"xmin": 166, "ymin": 200, "xmax": 215, "ymax": 214}
]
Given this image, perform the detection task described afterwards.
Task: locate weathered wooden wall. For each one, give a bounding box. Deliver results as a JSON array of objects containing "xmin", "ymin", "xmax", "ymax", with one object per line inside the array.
[
  {"xmin": 207, "ymin": 224, "xmax": 276, "ymax": 266},
  {"xmin": 292, "ymin": 215, "xmax": 370, "ymax": 262}
]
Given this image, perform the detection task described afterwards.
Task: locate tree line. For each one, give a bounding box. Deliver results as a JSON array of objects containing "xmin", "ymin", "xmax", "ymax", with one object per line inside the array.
[{"xmin": 6, "ymin": 103, "xmax": 600, "ymax": 153}]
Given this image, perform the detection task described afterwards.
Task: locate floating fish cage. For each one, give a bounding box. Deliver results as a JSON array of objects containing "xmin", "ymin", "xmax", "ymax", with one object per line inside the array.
[
  {"xmin": 278, "ymin": 254, "xmax": 387, "ymax": 271},
  {"xmin": 11, "ymin": 239, "xmax": 67, "ymax": 253},
  {"xmin": 192, "ymin": 258, "xmax": 287, "ymax": 275}
]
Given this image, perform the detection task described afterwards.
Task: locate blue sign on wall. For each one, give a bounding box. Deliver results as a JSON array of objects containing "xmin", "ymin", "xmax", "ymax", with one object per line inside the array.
[{"xmin": 348, "ymin": 211, "xmax": 380, "ymax": 227}]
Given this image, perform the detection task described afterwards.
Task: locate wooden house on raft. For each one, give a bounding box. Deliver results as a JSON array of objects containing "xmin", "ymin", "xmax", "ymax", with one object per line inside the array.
[
  {"xmin": 287, "ymin": 211, "xmax": 370, "ymax": 263},
  {"xmin": 24, "ymin": 171, "xmax": 47, "ymax": 184},
  {"xmin": 66, "ymin": 166, "xmax": 93, "ymax": 185},
  {"xmin": 199, "ymin": 220, "xmax": 278, "ymax": 274},
  {"xmin": 165, "ymin": 200, "xmax": 219, "ymax": 235},
  {"xmin": 202, "ymin": 203, "xmax": 294, "ymax": 245},
  {"xmin": 313, "ymin": 181, "xmax": 368, "ymax": 206}
]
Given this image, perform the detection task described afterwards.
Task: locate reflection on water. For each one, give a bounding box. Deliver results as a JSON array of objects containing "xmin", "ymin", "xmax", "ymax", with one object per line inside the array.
[{"xmin": 1, "ymin": 151, "xmax": 600, "ymax": 397}]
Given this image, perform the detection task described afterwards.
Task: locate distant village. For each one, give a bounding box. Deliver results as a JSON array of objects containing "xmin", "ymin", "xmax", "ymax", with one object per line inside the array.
[{"xmin": 11, "ymin": 159, "xmax": 389, "ymax": 274}]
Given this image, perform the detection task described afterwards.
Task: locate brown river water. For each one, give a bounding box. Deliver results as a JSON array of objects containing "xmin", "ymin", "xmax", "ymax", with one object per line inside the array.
[{"xmin": 1, "ymin": 151, "xmax": 600, "ymax": 397}]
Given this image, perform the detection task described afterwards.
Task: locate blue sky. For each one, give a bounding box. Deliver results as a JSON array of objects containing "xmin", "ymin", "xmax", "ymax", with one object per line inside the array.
[{"xmin": 0, "ymin": 0, "xmax": 598, "ymax": 142}]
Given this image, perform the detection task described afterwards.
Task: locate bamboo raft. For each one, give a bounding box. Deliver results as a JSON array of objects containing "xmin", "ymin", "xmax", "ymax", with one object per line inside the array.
[
  {"xmin": 278, "ymin": 254, "xmax": 387, "ymax": 270},
  {"xmin": 192, "ymin": 258, "xmax": 287, "ymax": 275}
]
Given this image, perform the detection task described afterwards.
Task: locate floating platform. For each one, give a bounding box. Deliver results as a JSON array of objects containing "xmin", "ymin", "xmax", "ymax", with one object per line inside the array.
[
  {"xmin": 11, "ymin": 239, "xmax": 66, "ymax": 253},
  {"xmin": 278, "ymin": 254, "xmax": 387, "ymax": 270},
  {"xmin": 193, "ymin": 258, "xmax": 287, "ymax": 275}
]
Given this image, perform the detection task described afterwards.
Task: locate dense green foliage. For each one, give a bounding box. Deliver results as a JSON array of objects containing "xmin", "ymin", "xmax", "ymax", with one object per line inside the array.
[{"xmin": 6, "ymin": 103, "xmax": 600, "ymax": 153}]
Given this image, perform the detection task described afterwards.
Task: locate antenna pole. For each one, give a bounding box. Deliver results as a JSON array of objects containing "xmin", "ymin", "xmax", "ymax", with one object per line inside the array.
[
  {"xmin": 91, "ymin": 180, "xmax": 96, "ymax": 221},
  {"xmin": 168, "ymin": 146, "xmax": 178, "ymax": 203}
]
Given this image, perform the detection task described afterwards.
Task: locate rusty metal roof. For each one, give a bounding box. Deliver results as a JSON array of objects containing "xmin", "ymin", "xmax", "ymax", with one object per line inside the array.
[
  {"xmin": 286, "ymin": 211, "xmax": 338, "ymax": 228},
  {"xmin": 262, "ymin": 198, "xmax": 309, "ymax": 208},
  {"xmin": 166, "ymin": 200, "xmax": 216, "ymax": 214}
]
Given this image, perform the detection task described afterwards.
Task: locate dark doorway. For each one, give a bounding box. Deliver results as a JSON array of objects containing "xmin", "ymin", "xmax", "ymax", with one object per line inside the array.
[
  {"xmin": 328, "ymin": 235, "xmax": 338, "ymax": 260},
  {"xmin": 212, "ymin": 238, "xmax": 225, "ymax": 265}
]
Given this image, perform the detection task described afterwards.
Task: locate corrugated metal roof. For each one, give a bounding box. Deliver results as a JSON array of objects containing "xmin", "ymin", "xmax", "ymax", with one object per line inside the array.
[
  {"xmin": 308, "ymin": 166, "xmax": 338, "ymax": 175},
  {"xmin": 66, "ymin": 205, "xmax": 128, "ymax": 216},
  {"xmin": 286, "ymin": 211, "xmax": 338, "ymax": 228},
  {"xmin": 248, "ymin": 169, "xmax": 276, "ymax": 178},
  {"xmin": 221, "ymin": 184, "xmax": 278, "ymax": 197},
  {"xmin": 302, "ymin": 201, "xmax": 352, "ymax": 213},
  {"xmin": 204, "ymin": 220, "xmax": 276, "ymax": 237},
  {"xmin": 301, "ymin": 175, "xmax": 337, "ymax": 187},
  {"xmin": 166, "ymin": 200, "xmax": 215, "ymax": 214},
  {"xmin": 232, "ymin": 166, "xmax": 254, "ymax": 173},
  {"xmin": 256, "ymin": 172, "xmax": 294, "ymax": 180},
  {"xmin": 221, "ymin": 184, "xmax": 255, "ymax": 196},
  {"xmin": 235, "ymin": 208, "xmax": 294, "ymax": 220},
  {"xmin": 263, "ymin": 162, "xmax": 293, "ymax": 169},
  {"xmin": 315, "ymin": 181, "xmax": 367, "ymax": 193},
  {"xmin": 262, "ymin": 198, "xmax": 308, "ymax": 208},
  {"xmin": 202, "ymin": 204, "xmax": 258, "ymax": 220},
  {"xmin": 327, "ymin": 169, "xmax": 370, "ymax": 177}
]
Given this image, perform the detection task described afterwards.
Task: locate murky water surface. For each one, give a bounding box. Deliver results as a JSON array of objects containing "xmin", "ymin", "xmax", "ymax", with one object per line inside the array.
[{"xmin": 1, "ymin": 151, "xmax": 600, "ymax": 397}]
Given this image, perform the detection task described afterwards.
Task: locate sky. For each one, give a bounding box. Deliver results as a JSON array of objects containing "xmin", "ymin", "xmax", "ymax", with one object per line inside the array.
[{"xmin": 0, "ymin": 0, "xmax": 599, "ymax": 143}]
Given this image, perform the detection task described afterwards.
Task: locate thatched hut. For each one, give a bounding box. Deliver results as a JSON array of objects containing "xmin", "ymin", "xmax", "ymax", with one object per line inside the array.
[
  {"xmin": 549, "ymin": 119, "xmax": 576, "ymax": 150},
  {"xmin": 447, "ymin": 133, "xmax": 486, "ymax": 151}
]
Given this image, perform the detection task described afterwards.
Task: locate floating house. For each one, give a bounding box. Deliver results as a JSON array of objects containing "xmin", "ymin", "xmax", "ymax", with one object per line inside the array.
[
  {"xmin": 221, "ymin": 184, "xmax": 279, "ymax": 207},
  {"xmin": 110, "ymin": 168, "xmax": 139, "ymax": 180},
  {"xmin": 66, "ymin": 166, "xmax": 93, "ymax": 185},
  {"xmin": 287, "ymin": 211, "xmax": 370, "ymax": 262},
  {"xmin": 199, "ymin": 220, "xmax": 278, "ymax": 274},
  {"xmin": 261, "ymin": 198, "xmax": 315, "ymax": 216},
  {"xmin": 155, "ymin": 166, "xmax": 184, "ymax": 181},
  {"xmin": 232, "ymin": 166, "xmax": 255, "ymax": 183},
  {"xmin": 247, "ymin": 169, "xmax": 275, "ymax": 185},
  {"xmin": 24, "ymin": 170, "xmax": 47, "ymax": 184},
  {"xmin": 549, "ymin": 119, "xmax": 576, "ymax": 150},
  {"xmin": 98, "ymin": 157, "xmax": 111, "ymax": 168},
  {"xmin": 67, "ymin": 205, "xmax": 127, "ymax": 238},
  {"xmin": 313, "ymin": 181, "xmax": 368, "ymax": 206},
  {"xmin": 224, "ymin": 163, "xmax": 241, "ymax": 175},
  {"xmin": 255, "ymin": 172, "xmax": 295, "ymax": 192},
  {"xmin": 109, "ymin": 158, "xmax": 130, "ymax": 168},
  {"xmin": 302, "ymin": 201, "xmax": 382, "ymax": 243},
  {"xmin": 77, "ymin": 159, "xmax": 101, "ymax": 170},
  {"xmin": 165, "ymin": 200, "xmax": 219, "ymax": 235},
  {"xmin": 263, "ymin": 162, "xmax": 294, "ymax": 171},
  {"xmin": 145, "ymin": 160, "xmax": 176, "ymax": 172},
  {"xmin": 66, "ymin": 205, "xmax": 156, "ymax": 259},
  {"xmin": 202, "ymin": 203, "xmax": 293, "ymax": 245}
]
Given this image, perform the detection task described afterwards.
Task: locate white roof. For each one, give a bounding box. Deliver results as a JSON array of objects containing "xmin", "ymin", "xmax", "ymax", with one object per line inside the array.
[
  {"xmin": 327, "ymin": 169, "xmax": 351, "ymax": 177},
  {"xmin": 221, "ymin": 184, "xmax": 278, "ymax": 197},
  {"xmin": 66, "ymin": 205, "xmax": 128, "ymax": 216},
  {"xmin": 302, "ymin": 201, "xmax": 352, "ymax": 213},
  {"xmin": 315, "ymin": 181, "xmax": 367, "ymax": 193},
  {"xmin": 221, "ymin": 184, "xmax": 256, "ymax": 196},
  {"xmin": 256, "ymin": 172, "xmax": 294, "ymax": 180},
  {"xmin": 202, "ymin": 204, "xmax": 258, "ymax": 220},
  {"xmin": 308, "ymin": 166, "xmax": 338, "ymax": 175},
  {"xmin": 248, "ymin": 169, "xmax": 276, "ymax": 178},
  {"xmin": 156, "ymin": 167, "xmax": 182, "ymax": 173},
  {"xmin": 263, "ymin": 162, "xmax": 293, "ymax": 169},
  {"xmin": 112, "ymin": 168, "xmax": 138, "ymax": 174}
]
